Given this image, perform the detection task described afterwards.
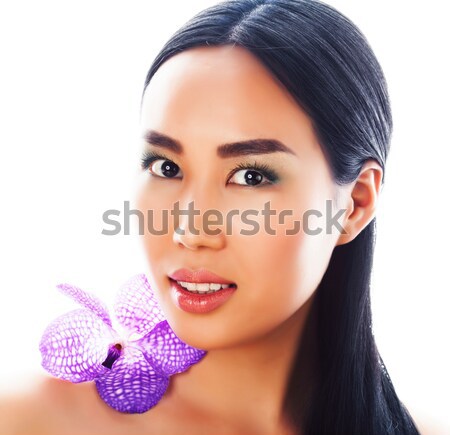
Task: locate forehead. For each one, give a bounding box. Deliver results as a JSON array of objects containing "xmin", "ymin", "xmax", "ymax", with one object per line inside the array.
[{"xmin": 141, "ymin": 45, "xmax": 319, "ymax": 150}]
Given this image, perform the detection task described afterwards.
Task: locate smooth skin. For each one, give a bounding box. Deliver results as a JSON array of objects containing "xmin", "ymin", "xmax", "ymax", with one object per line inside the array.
[
  {"xmin": 1, "ymin": 45, "xmax": 438, "ymax": 435},
  {"xmin": 134, "ymin": 44, "xmax": 381, "ymax": 434}
]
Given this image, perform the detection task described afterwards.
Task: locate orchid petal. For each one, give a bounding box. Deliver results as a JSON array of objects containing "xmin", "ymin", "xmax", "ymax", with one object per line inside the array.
[
  {"xmin": 114, "ymin": 274, "xmax": 165, "ymax": 338},
  {"xmin": 39, "ymin": 308, "xmax": 117, "ymax": 382},
  {"xmin": 95, "ymin": 346, "xmax": 169, "ymax": 413},
  {"xmin": 136, "ymin": 320, "xmax": 206, "ymax": 376},
  {"xmin": 57, "ymin": 283, "xmax": 112, "ymax": 327}
]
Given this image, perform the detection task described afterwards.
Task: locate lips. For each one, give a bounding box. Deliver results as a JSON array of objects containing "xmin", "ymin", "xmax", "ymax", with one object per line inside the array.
[
  {"xmin": 169, "ymin": 279, "xmax": 237, "ymax": 314},
  {"xmin": 168, "ymin": 268, "xmax": 237, "ymax": 286},
  {"xmin": 167, "ymin": 268, "xmax": 237, "ymax": 314}
]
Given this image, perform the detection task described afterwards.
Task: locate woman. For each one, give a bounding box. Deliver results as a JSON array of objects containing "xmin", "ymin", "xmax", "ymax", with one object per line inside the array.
[{"xmin": 0, "ymin": 0, "xmax": 431, "ymax": 434}]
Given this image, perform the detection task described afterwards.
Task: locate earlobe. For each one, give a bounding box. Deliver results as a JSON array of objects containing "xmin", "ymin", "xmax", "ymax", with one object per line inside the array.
[{"xmin": 336, "ymin": 160, "xmax": 383, "ymax": 246}]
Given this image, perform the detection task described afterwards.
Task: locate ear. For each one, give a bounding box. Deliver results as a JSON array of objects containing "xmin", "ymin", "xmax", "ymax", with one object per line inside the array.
[{"xmin": 336, "ymin": 159, "xmax": 383, "ymax": 246}]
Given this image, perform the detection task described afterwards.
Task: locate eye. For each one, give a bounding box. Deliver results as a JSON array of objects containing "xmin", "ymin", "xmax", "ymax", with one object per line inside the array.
[
  {"xmin": 141, "ymin": 152, "xmax": 279, "ymax": 187},
  {"xmin": 227, "ymin": 162, "xmax": 279, "ymax": 187},
  {"xmin": 150, "ymin": 159, "xmax": 182, "ymax": 179},
  {"xmin": 141, "ymin": 151, "xmax": 182, "ymax": 179}
]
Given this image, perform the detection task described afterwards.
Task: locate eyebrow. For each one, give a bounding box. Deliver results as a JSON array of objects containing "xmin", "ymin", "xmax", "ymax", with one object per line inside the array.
[{"xmin": 143, "ymin": 129, "xmax": 297, "ymax": 158}]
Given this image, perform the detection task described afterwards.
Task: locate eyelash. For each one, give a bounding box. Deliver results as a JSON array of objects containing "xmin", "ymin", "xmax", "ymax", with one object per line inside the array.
[{"xmin": 140, "ymin": 151, "xmax": 279, "ymax": 186}]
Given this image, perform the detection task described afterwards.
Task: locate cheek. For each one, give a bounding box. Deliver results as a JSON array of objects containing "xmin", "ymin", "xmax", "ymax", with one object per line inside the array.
[
  {"xmin": 137, "ymin": 178, "xmax": 177, "ymax": 228},
  {"xmin": 136, "ymin": 182, "xmax": 175, "ymax": 278},
  {"xmin": 236, "ymin": 228, "xmax": 324, "ymax": 316},
  {"xmin": 237, "ymin": 193, "xmax": 336, "ymax": 312}
]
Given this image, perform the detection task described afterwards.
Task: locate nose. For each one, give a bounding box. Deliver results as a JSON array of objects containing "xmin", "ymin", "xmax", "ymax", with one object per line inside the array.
[{"xmin": 172, "ymin": 195, "xmax": 226, "ymax": 251}]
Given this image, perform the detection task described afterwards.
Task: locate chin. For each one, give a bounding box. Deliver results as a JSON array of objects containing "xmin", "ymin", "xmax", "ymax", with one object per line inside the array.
[{"xmin": 165, "ymin": 313, "xmax": 275, "ymax": 351}]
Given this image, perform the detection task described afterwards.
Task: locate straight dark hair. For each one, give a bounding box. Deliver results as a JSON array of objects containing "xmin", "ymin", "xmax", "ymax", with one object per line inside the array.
[{"xmin": 142, "ymin": 1, "xmax": 420, "ymax": 434}]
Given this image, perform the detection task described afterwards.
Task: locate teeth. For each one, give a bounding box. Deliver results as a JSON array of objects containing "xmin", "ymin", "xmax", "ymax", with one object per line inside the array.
[{"xmin": 176, "ymin": 281, "xmax": 234, "ymax": 294}]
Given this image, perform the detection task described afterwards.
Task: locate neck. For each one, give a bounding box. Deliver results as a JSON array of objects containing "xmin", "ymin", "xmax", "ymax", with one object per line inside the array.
[{"xmin": 165, "ymin": 296, "xmax": 314, "ymax": 434}]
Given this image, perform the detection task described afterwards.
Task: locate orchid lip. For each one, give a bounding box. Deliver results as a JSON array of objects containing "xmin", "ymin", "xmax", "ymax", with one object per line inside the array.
[{"xmin": 102, "ymin": 343, "xmax": 123, "ymax": 369}]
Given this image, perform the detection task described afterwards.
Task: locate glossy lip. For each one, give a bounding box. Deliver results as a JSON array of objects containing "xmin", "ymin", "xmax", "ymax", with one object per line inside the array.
[
  {"xmin": 168, "ymin": 268, "xmax": 237, "ymax": 285},
  {"xmin": 169, "ymin": 278, "xmax": 237, "ymax": 314}
]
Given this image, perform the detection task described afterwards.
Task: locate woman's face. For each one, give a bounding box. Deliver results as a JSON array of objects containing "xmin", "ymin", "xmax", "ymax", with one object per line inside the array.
[{"xmin": 137, "ymin": 45, "xmax": 347, "ymax": 350}]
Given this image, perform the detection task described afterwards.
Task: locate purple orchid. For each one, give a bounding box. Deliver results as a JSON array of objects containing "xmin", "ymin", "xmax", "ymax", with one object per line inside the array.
[{"xmin": 39, "ymin": 274, "xmax": 206, "ymax": 413}]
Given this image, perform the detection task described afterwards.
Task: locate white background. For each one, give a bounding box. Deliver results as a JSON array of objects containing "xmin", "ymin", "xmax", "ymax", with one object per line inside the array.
[{"xmin": 0, "ymin": 0, "xmax": 449, "ymax": 430}]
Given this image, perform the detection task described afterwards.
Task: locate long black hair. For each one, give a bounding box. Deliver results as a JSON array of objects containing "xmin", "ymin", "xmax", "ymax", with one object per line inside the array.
[{"xmin": 142, "ymin": 1, "xmax": 420, "ymax": 434}]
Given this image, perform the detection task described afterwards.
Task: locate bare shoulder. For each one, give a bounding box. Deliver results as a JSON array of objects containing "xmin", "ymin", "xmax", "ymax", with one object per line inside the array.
[
  {"xmin": 0, "ymin": 375, "xmax": 195, "ymax": 435},
  {"xmin": 0, "ymin": 374, "xmax": 104, "ymax": 435}
]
